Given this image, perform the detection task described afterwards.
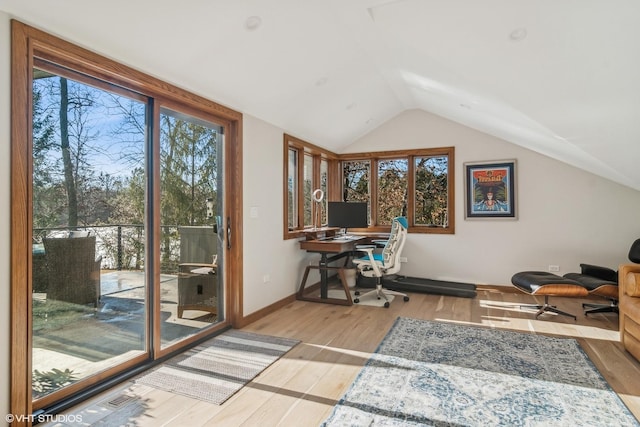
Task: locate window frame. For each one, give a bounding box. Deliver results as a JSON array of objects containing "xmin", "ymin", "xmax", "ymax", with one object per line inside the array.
[
  {"xmin": 284, "ymin": 141, "xmax": 455, "ymax": 237},
  {"xmin": 283, "ymin": 134, "xmax": 339, "ymax": 239},
  {"xmin": 339, "ymin": 147, "xmax": 455, "ymax": 234}
]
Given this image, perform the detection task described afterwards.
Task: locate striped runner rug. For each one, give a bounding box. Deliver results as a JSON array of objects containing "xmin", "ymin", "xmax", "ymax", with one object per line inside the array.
[{"xmin": 135, "ymin": 329, "xmax": 299, "ymax": 405}]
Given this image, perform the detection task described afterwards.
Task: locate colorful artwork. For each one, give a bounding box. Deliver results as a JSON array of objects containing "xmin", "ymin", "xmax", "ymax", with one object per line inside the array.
[{"xmin": 465, "ymin": 160, "xmax": 516, "ymax": 219}]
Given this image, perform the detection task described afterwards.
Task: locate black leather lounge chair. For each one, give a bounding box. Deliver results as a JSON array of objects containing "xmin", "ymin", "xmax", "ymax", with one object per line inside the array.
[{"xmin": 564, "ymin": 238, "xmax": 640, "ymax": 315}]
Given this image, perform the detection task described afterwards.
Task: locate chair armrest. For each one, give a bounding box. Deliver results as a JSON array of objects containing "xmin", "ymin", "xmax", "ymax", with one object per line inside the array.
[
  {"xmin": 355, "ymin": 246, "xmax": 382, "ymax": 277},
  {"xmin": 180, "ymin": 262, "xmax": 215, "ymax": 267},
  {"xmin": 580, "ymin": 263, "xmax": 617, "ymax": 282},
  {"xmin": 179, "ymin": 262, "xmax": 217, "ymax": 273}
]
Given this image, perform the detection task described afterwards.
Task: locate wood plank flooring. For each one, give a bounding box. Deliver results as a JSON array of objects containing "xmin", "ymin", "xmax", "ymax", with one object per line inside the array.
[{"xmin": 46, "ymin": 286, "xmax": 640, "ymax": 426}]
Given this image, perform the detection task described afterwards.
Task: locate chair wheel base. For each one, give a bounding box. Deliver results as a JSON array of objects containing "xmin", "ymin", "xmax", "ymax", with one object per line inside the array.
[
  {"xmin": 403, "ymin": 296, "xmax": 410, "ymax": 302},
  {"xmin": 384, "ymin": 302, "xmax": 390, "ymax": 308}
]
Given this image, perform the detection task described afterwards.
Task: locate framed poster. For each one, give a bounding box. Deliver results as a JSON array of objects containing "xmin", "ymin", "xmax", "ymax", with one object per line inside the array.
[{"xmin": 465, "ymin": 160, "xmax": 516, "ymax": 219}]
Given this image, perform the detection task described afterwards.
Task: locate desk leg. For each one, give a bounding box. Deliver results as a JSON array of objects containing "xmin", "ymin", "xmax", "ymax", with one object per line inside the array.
[
  {"xmin": 319, "ymin": 253, "xmax": 328, "ymax": 299},
  {"xmin": 297, "ymin": 264, "xmax": 353, "ymax": 306}
]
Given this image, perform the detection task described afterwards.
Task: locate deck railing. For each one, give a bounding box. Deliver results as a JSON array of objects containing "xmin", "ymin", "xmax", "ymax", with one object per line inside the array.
[{"xmin": 33, "ymin": 224, "xmax": 185, "ymax": 273}]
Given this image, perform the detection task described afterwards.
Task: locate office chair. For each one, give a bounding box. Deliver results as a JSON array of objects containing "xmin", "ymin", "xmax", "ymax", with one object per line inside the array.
[
  {"xmin": 564, "ymin": 238, "xmax": 640, "ymax": 315},
  {"xmin": 352, "ymin": 216, "xmax": 410, "ymax": 308}
]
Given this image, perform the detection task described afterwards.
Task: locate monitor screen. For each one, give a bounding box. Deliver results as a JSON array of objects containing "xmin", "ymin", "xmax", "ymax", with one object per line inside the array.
[{"xmin": 327, "ymin": 202, "xmax": 368, "ymax": 229}]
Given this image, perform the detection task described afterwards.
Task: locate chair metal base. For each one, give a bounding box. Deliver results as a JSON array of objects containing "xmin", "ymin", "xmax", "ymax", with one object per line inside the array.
[
  {"xmin": 521, "ymin": 295, "xmax": 577, "ymax": 320},
  {"xmin": 354, "ymin": 282, "xmax": 409, "ymax": 308},
  {"xmin": 582, "ymin": 301, "xmax": 619, "ymax": 315}
]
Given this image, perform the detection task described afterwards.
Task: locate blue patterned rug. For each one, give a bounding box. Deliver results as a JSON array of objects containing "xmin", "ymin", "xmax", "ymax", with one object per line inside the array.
[{"xmin": 323, "ymin": 317, "xmax": 639, "ymax": 426}]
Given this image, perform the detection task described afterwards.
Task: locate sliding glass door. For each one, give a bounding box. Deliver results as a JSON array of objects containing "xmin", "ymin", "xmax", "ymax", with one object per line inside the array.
[
  {"xmin": 31, "ymin": 69, "xmax": 150, "ymax": 401},
  {"xmin": 13, "ymin": 23, "xmax": 243, "ymax": 418},
  {"xmin": 158, "ymin": 108, "xmax": 226, "ymax": 348},
  {"xmin": 28, "ymin": 67, "xmax": 231, "ymax": 408}
]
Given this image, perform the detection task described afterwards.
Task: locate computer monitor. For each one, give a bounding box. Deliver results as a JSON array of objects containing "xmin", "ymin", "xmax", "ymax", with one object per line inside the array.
[{"xmin": 327, "ymin": 202, "xmax": 368, "ymax": 232}]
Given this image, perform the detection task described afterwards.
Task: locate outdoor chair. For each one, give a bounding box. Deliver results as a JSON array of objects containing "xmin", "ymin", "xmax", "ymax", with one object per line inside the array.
[
  {"xmin": 42, "ymin": 235, "xmax": 102, "ymax": 306},
  {"xmin": 177, "ymin": 226, "xmax": 218, "ymax": 318}
]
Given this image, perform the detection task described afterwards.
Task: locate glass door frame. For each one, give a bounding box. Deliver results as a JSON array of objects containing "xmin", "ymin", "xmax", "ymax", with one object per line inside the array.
[
  {"xmin": 153, "ymin": 99, "xmax": 233, "ymax": 356},
  {"xmin": 10, "ymin": 20, "xmax": 244, "ymax": 421}
]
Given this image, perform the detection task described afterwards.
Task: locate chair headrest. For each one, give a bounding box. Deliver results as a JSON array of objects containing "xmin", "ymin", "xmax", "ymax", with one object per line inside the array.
[
  {"xmin": 629, "ymin": 238, "xmax": 640, "ymax": 263},
  {"xmin": 394, "ymin": 216, "xmax": 408, "ymax": 229}
]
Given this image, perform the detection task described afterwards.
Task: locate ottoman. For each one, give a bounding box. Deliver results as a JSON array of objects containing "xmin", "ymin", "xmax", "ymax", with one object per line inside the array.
[{"xmin": 511, "ymin": 271, "xmax": 589, "ymax": 320}]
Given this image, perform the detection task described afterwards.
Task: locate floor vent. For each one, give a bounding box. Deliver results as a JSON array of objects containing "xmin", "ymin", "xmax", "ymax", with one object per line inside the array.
[{"xmin": 104, "ymin": 394, "xmax": 135, "ymax": 408}]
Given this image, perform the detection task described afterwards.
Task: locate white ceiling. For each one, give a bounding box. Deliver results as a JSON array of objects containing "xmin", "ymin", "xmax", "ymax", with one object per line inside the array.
[{"xmin": 2, "ymin": 0, "xmax": 640, "ymax": 190}]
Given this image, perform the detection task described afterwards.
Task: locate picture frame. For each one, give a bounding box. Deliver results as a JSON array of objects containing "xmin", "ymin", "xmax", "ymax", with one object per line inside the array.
[{"xmin": 464, "ymin": 160, "xmax": 517, "ymax": 219}]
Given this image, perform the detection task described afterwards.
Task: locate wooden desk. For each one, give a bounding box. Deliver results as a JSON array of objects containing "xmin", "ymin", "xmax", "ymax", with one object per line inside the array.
[{"xmin": 298, "ymin": 236, "xmax": 367, "ymax": 305}]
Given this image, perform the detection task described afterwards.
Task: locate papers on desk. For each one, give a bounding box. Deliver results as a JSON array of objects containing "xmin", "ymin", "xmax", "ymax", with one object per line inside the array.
[{"xmin": 332, "ymin": 235, "xmax": 359, "ymax": 242}]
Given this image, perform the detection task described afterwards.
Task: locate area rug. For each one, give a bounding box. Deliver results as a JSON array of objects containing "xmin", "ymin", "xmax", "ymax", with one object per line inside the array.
[
  {"xmin": 323, "ymin": 317, "xmax": 639, "ymax": 426},
  {"xmin": 135, "ymin": 329, "xmax": 299, "ymax": 404}
]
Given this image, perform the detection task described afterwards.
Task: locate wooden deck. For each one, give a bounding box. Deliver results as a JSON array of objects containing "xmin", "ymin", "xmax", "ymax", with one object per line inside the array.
[{"xmin": 33, "ymin": 271, "xmax": 216, "ymax": 383}]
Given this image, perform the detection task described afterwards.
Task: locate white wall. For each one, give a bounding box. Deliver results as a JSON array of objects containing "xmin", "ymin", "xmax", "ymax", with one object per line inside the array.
[
  {"xmin": 242, "ymin": 115, "xmax": 315, "ymax": 316},
  {"xmin": 342, "ymin": 109, "xmax": 640, "ymax": 285},
  {"xmin": 240, "ymin": 108, "xmax": 640, "ymax": 318},
  {"xmin": 1, "ymin": 12, "xmax": 11, "ymax": 422}
]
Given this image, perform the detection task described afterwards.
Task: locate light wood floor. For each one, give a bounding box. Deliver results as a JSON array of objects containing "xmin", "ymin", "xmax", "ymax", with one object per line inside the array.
[{"xmin": 47, "ymin": 286, "xmax": 640, "ymax": 426}]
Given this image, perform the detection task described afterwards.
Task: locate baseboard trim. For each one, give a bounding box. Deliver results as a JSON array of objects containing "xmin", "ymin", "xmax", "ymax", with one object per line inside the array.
[
  {"xmin": 236, "ymin": 282, "xmax": 604, "ymax": 328},
  {"xmin": 237, "ymin": 293, "xmax": 297, "ymax": 328}
]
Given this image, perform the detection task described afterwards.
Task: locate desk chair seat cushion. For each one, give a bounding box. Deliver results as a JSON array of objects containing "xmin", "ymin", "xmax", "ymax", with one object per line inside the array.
[
  {"xmin": 511, "ymin": 271, "xmax": 588, "ymax": 296},
  {"xmin": 357, "ymin": 252, "xmax": 384, "ymax": 263}
]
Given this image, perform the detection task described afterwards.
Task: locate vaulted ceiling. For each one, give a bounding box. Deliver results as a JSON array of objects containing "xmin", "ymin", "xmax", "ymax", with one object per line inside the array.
[{"xmin": 3, "ymin": 0, "xmax": 639, "ymax": 190}]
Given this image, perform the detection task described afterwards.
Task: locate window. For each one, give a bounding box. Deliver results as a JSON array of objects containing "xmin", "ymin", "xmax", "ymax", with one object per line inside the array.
[
  {"xmin": 377, "ymin": 159, "xmax": 409, "ymax": 225},
  {"xmin": 342, "ymin": 160, "xmax": 370, "ymax": 203},
  {"xmin": 340, "ymin": 147, "xmax": 455, "ymax": 234},
  {"xmin": 287, "ymin": 147, "xmax": 298, "ymax": 230},
  {"xmin": 283, "ymin": 134, "xmax": 337, "ymax": 239},
  {"xmin": 303, "ymin": 153, "xmax": 314, "ymax": 227},
  {"xmin": 414, "ymin": 155, "xmax": 450, "ymax": 227},
  {"xmin": 320, "ymin": 159, "xmax": 329, "ymax": 224},
  {"xmin": 285, "ymin": 143, "xmax": 454, "ymax": 236}
]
